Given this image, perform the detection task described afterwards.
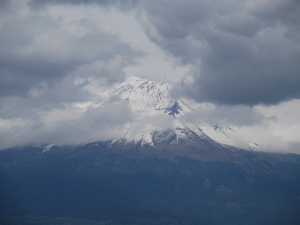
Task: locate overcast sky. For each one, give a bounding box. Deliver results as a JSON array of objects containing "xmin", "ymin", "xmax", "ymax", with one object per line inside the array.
[{"xmin": 1, "ymin": 0, "xmax": 300, "ymax": 153}]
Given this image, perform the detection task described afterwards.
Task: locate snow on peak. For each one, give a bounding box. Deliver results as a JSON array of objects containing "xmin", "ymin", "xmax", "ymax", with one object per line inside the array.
[
  {"xmin": 95, "ymin": 76, "xmax": 256, "ymax": 150},
  {"xmin": 114, "ymin": 76, "xmax": 177, "ymax": 115}
]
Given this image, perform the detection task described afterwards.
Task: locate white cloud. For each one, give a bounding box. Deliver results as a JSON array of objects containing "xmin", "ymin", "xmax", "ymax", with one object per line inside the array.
[
  {"xmin": 230, "ymin": 99, "xmax": 300, "ymax": 153},
  {"xmin": 0, "ymin": 97, "xmax": 134, "ymax": 149}
]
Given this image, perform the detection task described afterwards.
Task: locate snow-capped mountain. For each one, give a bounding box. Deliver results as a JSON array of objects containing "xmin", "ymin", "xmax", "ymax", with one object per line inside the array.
[{"xmin": 95, "ymin": 76, "xmax": 256, "ymax": 149}]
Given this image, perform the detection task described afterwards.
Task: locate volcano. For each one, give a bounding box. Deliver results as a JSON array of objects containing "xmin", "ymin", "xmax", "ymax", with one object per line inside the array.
[{"xmin": 0, "ymin": 77, "xmax": 300, "ymax": 225}]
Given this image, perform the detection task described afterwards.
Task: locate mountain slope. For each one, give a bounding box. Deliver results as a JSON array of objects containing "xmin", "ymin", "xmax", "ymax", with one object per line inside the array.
[
  {"xmin": 1, "ymin": 142, "xmax": 300, "ymax": 225},
  {"xmin": 1, "ymin": 76, "xmax": 300, "ymax": 225}
]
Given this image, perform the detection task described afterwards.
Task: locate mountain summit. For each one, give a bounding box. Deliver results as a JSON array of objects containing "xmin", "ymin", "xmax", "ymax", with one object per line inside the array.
[{"xmin": 96, "ymin": 76, "xmax": 255, "ymax": 149}]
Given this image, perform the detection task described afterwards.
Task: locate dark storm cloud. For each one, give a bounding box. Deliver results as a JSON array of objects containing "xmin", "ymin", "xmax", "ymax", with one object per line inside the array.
[
  {"xmin": 138, "ymin": 0, "xmax": 300, "ymax": 105},
  {"xmin": 0, "ymin": 6, "xmax": 140, "ymax": 98},
  {"xmin": 29, "ymin": 0, "xmax": 137, "ymax": 9},
  {"xmin": 0, "ymin": 0, "xmax": 9, "ymax": 9}
]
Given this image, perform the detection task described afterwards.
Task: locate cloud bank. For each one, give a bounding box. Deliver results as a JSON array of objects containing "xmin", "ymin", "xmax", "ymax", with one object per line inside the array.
[{"xmin": 138, "ymin": 0, "xmax": 300, "ymax": 105}]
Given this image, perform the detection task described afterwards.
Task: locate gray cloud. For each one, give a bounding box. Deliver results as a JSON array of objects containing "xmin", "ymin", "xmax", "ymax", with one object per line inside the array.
[
  {"xmin": 138, "ymin": 0, "xmax": 300, "ymax": 105},
  {"xmin": 39, "ymin": 99, "xmax": 133, "ymax": 145},
  {"xmin": 0, "ymin": 98, "xmax": 133, "ymax": 149},
  {"xmin": 29, "ymin": 0, "xmax": 137, "ymax": 9},
  {"xmin": 0, "ymin": 4, "xmax": 140, "ymax": 98},
  {"xmin": 183, "ymin": 104, "xmax": 264, "ymax": 127},
  {"xmin": 0, "ymin": 1, "xmax": 142, "ymax": 149},
  {"xmin": 0, "ymin": 0, "xmax": 9, "ymax": 9}
]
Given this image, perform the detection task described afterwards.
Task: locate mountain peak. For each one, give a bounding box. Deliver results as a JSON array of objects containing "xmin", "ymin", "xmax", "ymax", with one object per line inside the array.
[
  {"xmin": 124, "ymin": 75, "xmax": 150, "ymax": 84},
  {"xmin": 115, "ymin": 76, "xmax": 175, "ymax": 115},
  {"xmin": 102, "ymin": 76, "xmax": 256, "ymax": 150}
]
